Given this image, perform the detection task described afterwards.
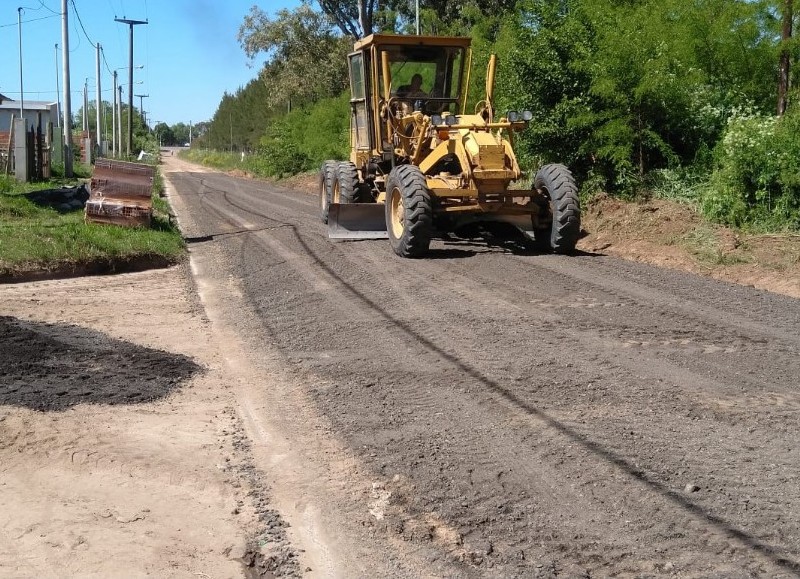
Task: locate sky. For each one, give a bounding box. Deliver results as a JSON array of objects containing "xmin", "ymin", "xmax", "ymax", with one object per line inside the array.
[{"xmin": 0, "ymin": 0, "xmax": 301, "ymax": 126}]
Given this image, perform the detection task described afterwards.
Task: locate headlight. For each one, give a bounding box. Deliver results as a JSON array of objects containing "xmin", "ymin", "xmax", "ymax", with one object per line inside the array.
[
  {"xmin": 507, "ymin": 110, "xmax": 520, "ymax": 122},
  {"xmin": 522, "ymin": 110, "xmax": 533, "ymax": 122},
  {"xmin": 445, "ymin": 115, "xmax": 458, "ymax": 126},
  {"xmin": 430, "ymin": 114, "xmax": 443, "ymax": 126}
]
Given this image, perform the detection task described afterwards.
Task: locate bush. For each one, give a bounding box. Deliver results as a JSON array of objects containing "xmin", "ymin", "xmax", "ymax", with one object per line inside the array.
[
  {"xmin": 0, "ymin": 175, "xmax": 13, "ymax": 193},
  {"xmin": 297, "ymin": 92, "xmax": 350, "ymax": 164},
  {"xmin": 257, "ymin": 119, "xmax": 312, "ymax": 177},
  {"xmin": 647, "ymin": 167, "xmax": 705, "ymax": 205},
  {"xmin": 701, "ymin": 108, "xmax": 800, "ymax": 230}
]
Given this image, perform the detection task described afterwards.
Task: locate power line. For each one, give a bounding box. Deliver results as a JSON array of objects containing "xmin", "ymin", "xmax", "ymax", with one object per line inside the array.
[
  {"xmin": 37, "ymin": 0, "xmax": 61, "ymax": 15},
  {"xmin": 70, "ymin": 0, "xmax": 97, "ymax": 48},
  {"xmin": 101, "ymin": 46, "xmax": 114, "ymax": 76},
  {"xmin": 0, "ymin": 14, "xmax": 58, "ymax": 28}
]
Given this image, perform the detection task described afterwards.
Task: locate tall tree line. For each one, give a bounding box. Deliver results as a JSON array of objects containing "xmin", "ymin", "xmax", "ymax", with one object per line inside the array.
[{"xmin": 202, "ymin": 0, "xmax": 797, "ymax": 197}]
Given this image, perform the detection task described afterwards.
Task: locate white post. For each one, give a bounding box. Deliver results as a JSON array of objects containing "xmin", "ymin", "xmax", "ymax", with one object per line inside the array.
[
  {"xmin": 83, "ymin": 79, "xmax": 88, "ymax": 132},
  {"xmin": 112, "ymin": 71, "xmax": 117, "ymax": 156},
  {"xmin": 54, "ymin": 44, "xmax": 61, "ymax": 128},
  {"xmin": 117, "ymin": 85, "xmax": 123, "ymax": 156},
  {"xmin": 18, "ymin": 8, "xmax": 24, "ymax": 121},
  {"xmin": 61, "ymin": 0, "xmax": 73, "ymax": 176},
  {"xmin": 95, "ymin": 43, "xmax": 102, "ymax": 157}
]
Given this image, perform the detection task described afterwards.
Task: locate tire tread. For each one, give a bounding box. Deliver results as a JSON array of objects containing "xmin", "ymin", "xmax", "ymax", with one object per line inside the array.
[{"xmin": 534, "ymin": 163, "xmax": 581, "ymax": 253}]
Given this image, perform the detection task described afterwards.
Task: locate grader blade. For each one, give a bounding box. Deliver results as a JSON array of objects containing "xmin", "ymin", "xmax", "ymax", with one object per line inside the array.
[
  {"xmin": 327, "ymin": 203, "xmax": 388, "ymax": 240},
  {"xmin": 490, "ymin": 213, "xmax": 537, "ymax": 241}
]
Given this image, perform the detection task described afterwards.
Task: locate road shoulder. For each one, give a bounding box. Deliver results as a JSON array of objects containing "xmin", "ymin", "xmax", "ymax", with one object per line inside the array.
[{"xmin": 0, "ymin": 265, "xmax": 253, "ymax": 577}]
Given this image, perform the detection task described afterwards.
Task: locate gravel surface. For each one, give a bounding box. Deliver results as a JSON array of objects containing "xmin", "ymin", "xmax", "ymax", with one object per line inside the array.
[
  {"xmin": 4, "ymin": 155, "xmax": 797, "ymax": 577},
  {"xmin": 164, "ymin": 161, "xmax": 800, "ymax": 578}
]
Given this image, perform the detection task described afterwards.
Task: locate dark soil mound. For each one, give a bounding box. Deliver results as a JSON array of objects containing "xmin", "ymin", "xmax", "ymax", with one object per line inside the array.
[{"xmin": 0, "ymin": 316, "xmax": 201, "ymax": 411}]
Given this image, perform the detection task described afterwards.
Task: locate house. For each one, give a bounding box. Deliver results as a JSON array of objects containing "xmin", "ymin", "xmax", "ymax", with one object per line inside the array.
[{"xmin": 0, "ymin": 98, "xmax": 59, "ymax": 132}]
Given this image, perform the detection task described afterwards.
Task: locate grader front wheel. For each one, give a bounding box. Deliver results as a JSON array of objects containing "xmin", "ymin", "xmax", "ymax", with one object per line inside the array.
[
  {"xmin": 319, "ymin": 160, "xmax": 337, "ymax": 223},
  {"xmin": 534, "ymin": 163, "xmax": 581, "ymax": 253},
  {"xmin": 385, "ymin": 165, "xmax": 433, "ymax": 258}
]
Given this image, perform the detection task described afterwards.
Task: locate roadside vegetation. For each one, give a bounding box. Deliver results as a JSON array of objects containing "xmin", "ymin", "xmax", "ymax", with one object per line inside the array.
[
  {"xmin": 0, "ymin": 165, "xmax": 184, "ymax": 280},
  {"xmin": 189, "ymin": 0, "xmax": 798, "ymax": 234}
]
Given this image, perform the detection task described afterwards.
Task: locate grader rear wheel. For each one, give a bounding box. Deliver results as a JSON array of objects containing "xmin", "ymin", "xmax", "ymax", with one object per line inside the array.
[
  {"xmin": 335, "ymin": 161, "xmax": 360, "ymax": 204},
  {"xmin": 385, "ymin": 165, "xmax": 433, "ymax": 258}
]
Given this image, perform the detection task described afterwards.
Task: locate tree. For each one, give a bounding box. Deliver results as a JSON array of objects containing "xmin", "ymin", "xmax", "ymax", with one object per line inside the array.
[
  {"xmin": 496, "ymin": 0, "xmax": 779, "ymax": 193},
  {"xmin": 317, "ymin": 0, "xmax": 377, "ymax": 37},
  {"xmin": 171, "ymin": 122, "xmax": 190, "ymax": 145},
  {"xmin": 778, "ymin": 0, "xmax": 793, "ymax": 115},
  {"xmin": 384, "ymin": 0, "xmax": 518, "ymax": 34},
  {"xmin": 153, "ymin": 122, "xmax": 175, "ymax": 146},
  {"xmin": 238, "ymin": 3, "xmax": 350, "ymax": 108}
]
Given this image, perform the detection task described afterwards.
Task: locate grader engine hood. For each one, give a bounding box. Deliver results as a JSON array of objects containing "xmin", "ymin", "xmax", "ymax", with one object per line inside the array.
[
  {"xmin": 454, "ymin": 115, "xmax": 520, "ymax": 184},
  {"xmin": 463, "ymin": 131, "xmax": 506, "ymax": 170}
]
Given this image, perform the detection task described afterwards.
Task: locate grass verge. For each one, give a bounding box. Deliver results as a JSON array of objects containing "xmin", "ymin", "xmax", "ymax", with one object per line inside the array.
[{"xmin": 0, "ymin": 170, "xmax": 185, "ymax": 281}]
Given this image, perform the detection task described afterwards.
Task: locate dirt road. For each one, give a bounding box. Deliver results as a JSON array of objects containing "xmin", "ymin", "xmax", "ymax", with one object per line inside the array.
[{"xmin": 2, "ymin": 154, "xmax": 800, "ymax": 577}]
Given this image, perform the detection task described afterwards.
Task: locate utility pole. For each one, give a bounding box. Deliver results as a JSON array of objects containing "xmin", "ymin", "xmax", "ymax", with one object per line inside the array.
[
  {"xmin": 18, "ymin": 8, "xmax": 24, "ymax": 120},
  {"xmin": 54, "ymin": 44, "xmax": 60, "ymax": 127},
  {"xmin": 83, "ymin": 79, "xmax": 88, "ymax": 131},
  {"xmin": 61, "ymin": 0, "xmax": 73, "ymax": 176},
  {"xmin": 135, "ymin": 94, "xmax": 149, "ymax": 127},
  {"xmin": 112, "ymin": 70, "xmax": 117, "ymax": 156},
  {"xmin": 115, "ymin": 17, "xmax": 147, "ymax": 157},
  {"xmin": 95, "ymin": 43, "xmax": 102, "ymax": 157},
  {"xmin": 117, "ymin": 85, "xmax": 123, "ymax": 155}
]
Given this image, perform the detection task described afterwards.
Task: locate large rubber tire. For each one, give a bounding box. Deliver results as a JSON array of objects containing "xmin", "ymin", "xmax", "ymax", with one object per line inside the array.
[
  {"xmin": 319, "ymin": 160, "xmax": 337, "ymax": 223},
  {"xmin": 335, "ymin": 161, "xmax": 360, "ymax": 204},
  {"xmin": 533, "ymin": 163, "xmax": 581, "ymax": 253},
  {"xmin": 385, "ymin": 165, "xmax": 433, "ymax": 258}
]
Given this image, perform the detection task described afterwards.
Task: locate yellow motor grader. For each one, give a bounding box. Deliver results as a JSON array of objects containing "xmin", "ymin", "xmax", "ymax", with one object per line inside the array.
[{"xmin": 320, "ymin": 33, "xmax": 580, "ymax": 257}]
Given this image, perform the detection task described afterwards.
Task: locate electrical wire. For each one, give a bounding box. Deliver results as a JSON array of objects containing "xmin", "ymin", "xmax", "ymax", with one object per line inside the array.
[
  {"xmin": 37, "ymin": 0, "xmax": 61, "ymax": 15},
  {"xmin": 0, "ymin": 14, "xmax": 59, "ymax": 28},
  {"xmin": 101, "ymin": 46, "xmax": 114, "ymax": 76},
  {"xmin": 70, "ymin": 0, "xmax": 97, "ymax": 48}
]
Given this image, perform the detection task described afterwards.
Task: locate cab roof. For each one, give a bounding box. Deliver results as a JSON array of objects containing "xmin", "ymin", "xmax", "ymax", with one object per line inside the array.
[{"xmin": 353, "ymin": 33, "xmax": 472, "ymax": 52}]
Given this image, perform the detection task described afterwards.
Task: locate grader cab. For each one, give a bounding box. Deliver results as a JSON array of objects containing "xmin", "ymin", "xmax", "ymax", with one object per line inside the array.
[{"xmin": 320, "ymin": 33, "xmax": 580, "ymax": 257}]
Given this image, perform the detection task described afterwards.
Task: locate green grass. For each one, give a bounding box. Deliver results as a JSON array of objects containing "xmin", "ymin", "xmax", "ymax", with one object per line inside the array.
[
  {"xmin": 0, "ymin": 171, "xmax": 185, "ymax": 277},
  {"xmin": 679, "ymin": 225, "xmax": 751, "ymax": 266}
]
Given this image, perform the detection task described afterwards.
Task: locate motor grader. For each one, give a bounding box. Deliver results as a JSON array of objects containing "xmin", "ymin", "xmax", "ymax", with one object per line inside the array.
[{"xmin": 320, "ymin": 33, "xmax": 580, "ymax": 257}]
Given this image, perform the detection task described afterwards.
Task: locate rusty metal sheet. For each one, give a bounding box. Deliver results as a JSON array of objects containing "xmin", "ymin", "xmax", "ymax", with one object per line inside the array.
[{"xmin": 86, "ymin": 159, "xmax": 154, "ymax": 227}]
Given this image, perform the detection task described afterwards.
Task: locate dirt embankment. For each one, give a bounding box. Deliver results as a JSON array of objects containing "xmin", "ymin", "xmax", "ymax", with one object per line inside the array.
[{"xmin": 577, "ymin": 193, "xmax": 800, "ymax": 299}]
